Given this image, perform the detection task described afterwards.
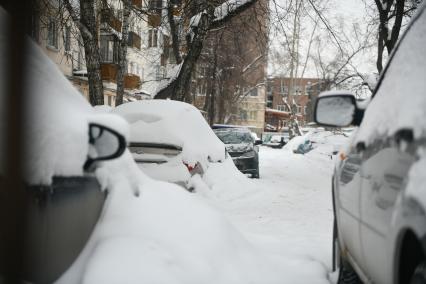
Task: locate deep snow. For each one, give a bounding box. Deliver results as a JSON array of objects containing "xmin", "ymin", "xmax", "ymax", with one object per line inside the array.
[{"xmin": 196, "ymin": 137, "xmax": 344, "ymax": 283}]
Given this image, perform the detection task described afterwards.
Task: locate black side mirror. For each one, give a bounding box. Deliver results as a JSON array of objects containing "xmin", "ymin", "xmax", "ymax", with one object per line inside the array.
[
  {"xmin": 84, "ymin": 123, "xmax": 127, "ymax": 171},
  {"xmin": 254, "ymin": 139, "xmax": 263, "ymax": 145},
  {"xmin": 314, "ymin": 92, "xmax": 364, "ymax": 127}
]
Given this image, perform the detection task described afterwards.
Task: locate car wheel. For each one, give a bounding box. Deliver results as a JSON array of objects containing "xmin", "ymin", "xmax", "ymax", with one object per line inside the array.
[{"xmin": 411, "ymin": 261, "xmax": 426, "ymax": 284}]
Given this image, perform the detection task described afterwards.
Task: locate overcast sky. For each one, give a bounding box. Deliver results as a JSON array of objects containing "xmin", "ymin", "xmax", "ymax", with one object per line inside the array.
[{"xmin": 267, "ymin": 0, "xmax": 377, "ymax": 80}]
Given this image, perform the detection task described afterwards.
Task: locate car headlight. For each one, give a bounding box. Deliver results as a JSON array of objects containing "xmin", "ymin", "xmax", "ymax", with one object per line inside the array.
[{"xmin": 240, "ymin": 150, "xmax": 256, "ymax": 159}]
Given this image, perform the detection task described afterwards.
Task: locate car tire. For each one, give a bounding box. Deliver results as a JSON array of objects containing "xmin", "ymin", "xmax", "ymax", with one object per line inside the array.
[
  {"xmin": 334, "ymin": 220, "xmax": 362, "ymax": 284},
  {"xmin": 411, "ymin": 261, "xmax": 426, "ymax": 284},
  {"xmin": 252, "ymin": 166, "xmax": 260, "ymax": 179},
  {"xmin": 337, "ymin": 261, "xmax": 362, "ymax": 284}
]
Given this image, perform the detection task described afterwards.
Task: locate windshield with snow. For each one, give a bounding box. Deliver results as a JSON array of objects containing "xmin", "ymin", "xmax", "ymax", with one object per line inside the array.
[{"xmin": 215, "ymin": 130, "xmax": 253, "ymax": 144}]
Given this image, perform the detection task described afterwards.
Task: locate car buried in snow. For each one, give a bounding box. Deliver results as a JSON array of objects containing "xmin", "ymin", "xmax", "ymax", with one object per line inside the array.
[
  {"xmin": 0, "ymin": 19, "xmax": 128, "ymax": 283},
  {"xmin": 112, "ymin": 100, "xmax": 227, "ymax": 190},
  {"xmin": 213, "ymin": 127, "xmax": 261, "ymax": 178},
  {"xmin": 314, "ymin": 5, "xmax": 426, "ymax": 284}
]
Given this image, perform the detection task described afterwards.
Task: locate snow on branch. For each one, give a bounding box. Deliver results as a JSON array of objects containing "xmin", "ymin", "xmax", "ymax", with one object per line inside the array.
[{"xmin": 212, "ymin": 0, "xmax": 257, "ymax": 26}]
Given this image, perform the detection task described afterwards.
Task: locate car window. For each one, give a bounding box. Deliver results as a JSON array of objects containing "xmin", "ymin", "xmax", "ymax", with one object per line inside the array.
[
  {"xmin": 215, "ymin": 130, "xmax": 253, "ymax": 144},
  {"xmin": 355, "ymin": 8, "xmax": 426, "ymax": 144}
]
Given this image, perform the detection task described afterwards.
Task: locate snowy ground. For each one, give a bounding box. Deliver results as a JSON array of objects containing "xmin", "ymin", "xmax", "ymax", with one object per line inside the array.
[{"xmin": 197, "ymin": 142, "xmax": 340, "ymax": 283}]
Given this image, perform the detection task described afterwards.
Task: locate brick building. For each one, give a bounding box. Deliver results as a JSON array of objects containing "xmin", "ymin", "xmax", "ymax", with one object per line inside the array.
[
  {"xmin": 265, "ymin": 77, "xmax": 330, "ymax": 131},
  {"xmin": 190, "ymin": 0, "xmax": 269, "ymax": 135}
]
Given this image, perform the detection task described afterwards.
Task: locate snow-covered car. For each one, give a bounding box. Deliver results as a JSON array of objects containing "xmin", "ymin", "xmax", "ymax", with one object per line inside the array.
[
  {"xmin": 113, "ymin": 100, "xmax": 226, "ymax": 190},
  {"xmin": 213, "ymin": 127, "xmax": 260, "ymax": 178},
  {"xmin": 315, "ymin": 6, "xmax": 426, "ymax": 284},
  {"xmin": 262, "ymin": 132, "xmax": 289, "ymax": 148},
  {"xmin": 0, "ymin": 18, "xmax": 128, "ymax": 283}
]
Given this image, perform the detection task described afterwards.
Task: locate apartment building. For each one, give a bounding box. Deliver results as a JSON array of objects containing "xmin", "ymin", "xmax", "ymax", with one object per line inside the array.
[
  {"xmin": 30, "ymin": 0, "xmax": 172, "ymax": 105},
  {"xmin": 191, "ymin": 0, "xmax": 269, "ymax": 135},
  {"xmin": 265, "ymin": 77, "xmax": 330, "ymax": 130}
]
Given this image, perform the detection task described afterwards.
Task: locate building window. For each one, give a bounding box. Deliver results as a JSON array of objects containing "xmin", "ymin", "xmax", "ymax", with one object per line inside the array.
[
  {"xmin": 30, "ymin": 10, "xmax": 40, "ymax": 42},
  {"xmin": 277, "ymin": 105, "xmax": 288, "ymax": 111},
  {"xmin": 296, "ymin": 105, "xmax": 302, "ymax": 114},
  {"xmin": 240, "ymin": 110, "xmax": 248, "ymax": 120},
  {"xmin": 295, "ymin": 85, "xmax": 302, "ymax": 95},
  {"xmin": 249, "ymin": 111, "xmax": 257, "ymax": 120},
  {"xmin": 249, "ymin": 88, "xmax": 258, "ymax": 97},
  {"xmin": 47, "ymin": 18, "xmax": 58, "ymax": 48},
  {"xmin": 149, "ymin": 0, "xmax": 162, "ymax": 10},
  {"xmin": 100, "ymin": 35, "xmax": 118, "ymax": 63},
  {"xmin": 280, "ymin": 82, "xmax": 288, "ymax": 95},
  {"xmin": 148, "ymin": 29, "xmax": 158, "ymax": 47},
  {"xmin": 107, "ymin": 95, "xmax": 112, "ymax": 106},
  {"xmin": 303, "ymin": 106, "xmax": 307, "ymax": 115},
  {"xmin": 267, "ymin": 84, "xmax": 273, "ymax": 94},
  {"xmin": 64, "ymin": 26, "xmax": 71, "ymax": 52}
]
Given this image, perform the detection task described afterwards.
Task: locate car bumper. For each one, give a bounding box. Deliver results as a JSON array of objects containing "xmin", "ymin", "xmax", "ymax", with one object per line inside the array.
[{"xmin": 232, "ymin": 156, "xmax": 258, "ymax": 174}]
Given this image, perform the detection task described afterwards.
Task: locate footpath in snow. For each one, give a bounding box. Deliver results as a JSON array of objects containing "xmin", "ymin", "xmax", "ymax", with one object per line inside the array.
[{"xmin": 197, "ymin": 133, "xmax": 346, "ymax": 284}]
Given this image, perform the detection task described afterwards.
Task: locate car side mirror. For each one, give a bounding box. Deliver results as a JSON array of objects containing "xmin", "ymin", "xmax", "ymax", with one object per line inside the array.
[
  {"xmin": 84, "ymin": 123, "xmax": 127, "ymax": 171},
  {"xmin": 314, "ymin": 92, "xmax": 363, "ymax": 127},
  {"xmin": 254, "ymin": 139, "xmax": 262, "ymax": 145}
]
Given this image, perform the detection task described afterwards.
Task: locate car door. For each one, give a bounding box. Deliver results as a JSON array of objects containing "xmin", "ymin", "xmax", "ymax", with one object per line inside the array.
[
  {"xmin": 359, "ymin": 136, "xmax": 416, "ymax": 283},
  {"xmin": 336, "ymin": 143, "xmax": 364, "ymax": 266},
  {"xmin": 357, "ymin": 7, "xmax": 426, "ymax": 283}
]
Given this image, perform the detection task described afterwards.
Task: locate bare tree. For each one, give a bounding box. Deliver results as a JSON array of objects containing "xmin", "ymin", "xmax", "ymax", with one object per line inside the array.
[
  {"xmin": 363, "ymin": 0, "xmax": 423, "ymax": 72},
  {"xmin": 155, "ymin": 0, "xmax": 260, "ymax": 101},
  {"xmin": 64, "ymin": 0, "xmax": 104, "ymax": 105}
]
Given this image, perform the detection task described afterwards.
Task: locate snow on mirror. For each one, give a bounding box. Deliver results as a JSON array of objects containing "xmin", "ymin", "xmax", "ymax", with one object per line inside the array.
[
  {"xmin": 85, "ymin": 124, "xmax": 126, "ymax": 170},
  {"xmin": 316, "ymin": 96, "xmax": 355, "ymax": 127}
]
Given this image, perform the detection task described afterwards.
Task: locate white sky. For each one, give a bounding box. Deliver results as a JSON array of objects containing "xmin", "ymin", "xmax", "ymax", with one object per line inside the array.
[{"xmin": 268, "ymin": 0, "xmax": 377, "ymax": 80}]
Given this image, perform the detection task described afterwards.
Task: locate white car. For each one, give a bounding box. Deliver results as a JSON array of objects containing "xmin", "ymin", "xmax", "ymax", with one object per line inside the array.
[
  {"xmin": 315, "ymin": 5, "xmax": 426, "ymax": 284},
  {"xmin": 113, "ymin": 100, "xmax": 226, "ymax": 190}
]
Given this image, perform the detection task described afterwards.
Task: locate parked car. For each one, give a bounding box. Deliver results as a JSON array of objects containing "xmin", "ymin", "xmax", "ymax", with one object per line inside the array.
[
  {"xmin": 213, "ymin": 127, "xmax": 260, "ymax": 178},
  {"xmin": 113, "ymin": 100, "xmax": 226, "ymax": 190},
  {"xmin": 314, "ymin": 5, "xmax": 426, "ymax": 284},
  {"xmin": 262, "ymin": 131, "xmax": 290, "ymax": 148},
  {"xmin": 0, "ymin": 22, "xmax": 128, "ymax": 284}
]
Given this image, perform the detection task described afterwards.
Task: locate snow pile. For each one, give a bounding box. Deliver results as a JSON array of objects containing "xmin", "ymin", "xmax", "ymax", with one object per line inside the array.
[
  {"xmin": 113, "ymin": 100, "xmax": 226, "ymax": 169},
  {"xmin": 283, "ymin": 129, "xmax": 349, "ymax": 156},
  {"xmin": 356, "ymin": 9, "xmax": 426, "ymax": 145},
  {"xmin": 57, "ymin": 152, "xmax": 288, "ymax": 284},
  {"xmin": 193, "ymin": 157, "xmax": 257, "ymax": 201}
]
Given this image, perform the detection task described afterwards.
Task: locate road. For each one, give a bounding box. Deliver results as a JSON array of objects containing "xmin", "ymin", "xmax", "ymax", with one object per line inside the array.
[{"xmin": 214, "ymin": 145, "xmax": 337, "ymax": 283}]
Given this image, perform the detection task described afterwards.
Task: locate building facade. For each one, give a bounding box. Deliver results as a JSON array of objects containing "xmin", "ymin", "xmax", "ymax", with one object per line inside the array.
[
  {"xmin": 265, "ymin": 77, "xmax": 330, "ymax": 131},
  {"xmin": 190, "ymin": 0, "xmax": 269, "ymax": 134}
]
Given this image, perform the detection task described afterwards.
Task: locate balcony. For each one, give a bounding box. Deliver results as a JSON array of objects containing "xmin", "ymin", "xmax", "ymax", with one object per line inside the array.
[
  {"xmin": 132, "ymin": 0, "xmax": 142, "ymax": 8},
  {"xmin": 101, "ymin": 63, "xmax": 118, "ymax": 82},
  {"xmin": 128, "ymin": 31, "xmax": 141, "ymax": 50},
  {"xmin": 148, "ymin": 14, "xmax": 161, "ymax": 27},
  {"xmin": 124, "ymin": 74, "xmax": 141, "ymax": 89},
  {"xmin": 101, "ymin": 10, "xmax": 122, "ymax": 33}
]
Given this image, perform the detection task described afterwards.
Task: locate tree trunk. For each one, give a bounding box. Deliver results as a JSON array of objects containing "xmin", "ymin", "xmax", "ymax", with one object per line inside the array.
[
  {"xmin": 167, "ymin": 1, "xmax": 182, "ymax": 64},
  {"xmin": 156, "ymin": 13, "xmax": 211, "ymax": 100},
  {"xmin": 116, "ymin": 0, "xmax": 131, "ymax": 106},
  {"xmin": 65, "ymin": 0, "xmax": 104, "ymax": 105},
  {"xmin": 79, "ymin": 0, "xmax": 104, "ymax": 105},
  {"xmin": 208, "ymin": 48, "xmax": 218, "ymax": 125}
]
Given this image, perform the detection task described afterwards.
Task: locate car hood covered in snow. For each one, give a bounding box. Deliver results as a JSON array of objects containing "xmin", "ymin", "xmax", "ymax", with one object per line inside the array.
[
  {"xmin": 225, "ymin": 143, "xmax": 254, "ymax": 153},
  {"xmin": 113, "ymin": 100, "xmax": 226, "ymax": 168}
]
